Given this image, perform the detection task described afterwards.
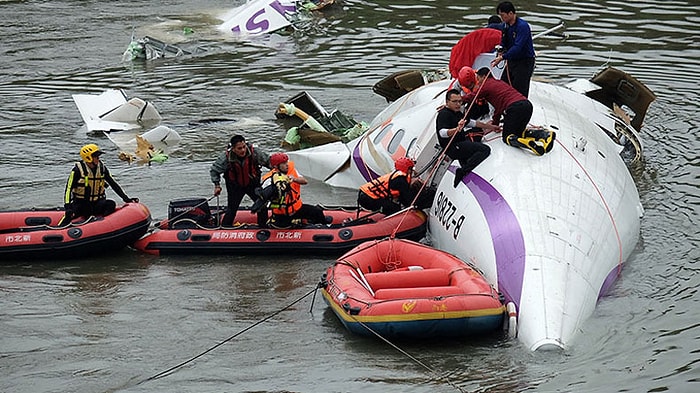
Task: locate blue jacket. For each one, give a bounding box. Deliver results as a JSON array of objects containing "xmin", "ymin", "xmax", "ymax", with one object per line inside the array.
[{"xmin": 501, "ymin": 17, "xmax": 535, "ymax": 61}]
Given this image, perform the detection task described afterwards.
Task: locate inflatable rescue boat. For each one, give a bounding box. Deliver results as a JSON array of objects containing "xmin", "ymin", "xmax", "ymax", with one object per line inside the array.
[
  {"xmin": 133, "ymin": 198, "xmax": 427, "ymax": 256},
  {"xmin": 0, "ymin": 202, "xmax": 151, "ymax": 261},
  {"xmin": 321, "ymin": 238, "xmax": 505, "ymax": 339}
]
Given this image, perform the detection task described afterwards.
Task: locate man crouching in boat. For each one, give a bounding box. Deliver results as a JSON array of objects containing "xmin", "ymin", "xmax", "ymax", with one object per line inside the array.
[
  {"xmin": 261, "ymin": 152, "xmax": 326, "ymax": 228},
  {"xmin": 357, "ymin": 157, "xmax": 418, "ymax": 215},
  {"xmin": 58, "ymin": 144, "xmax": 138, "ymax": 227}
]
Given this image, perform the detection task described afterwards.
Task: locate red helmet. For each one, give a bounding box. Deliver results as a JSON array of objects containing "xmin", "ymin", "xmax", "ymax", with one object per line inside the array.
[
  {"xmin": 394, "ymin": 157, "xmax": 415, "ymax": 173},
  {"xmin": 269, "ymin": 152, "xmax": 289, "ymax": 167},
  {"xmin": 458, "ymin": 66, "xmax": 476, "ymax": 90}
]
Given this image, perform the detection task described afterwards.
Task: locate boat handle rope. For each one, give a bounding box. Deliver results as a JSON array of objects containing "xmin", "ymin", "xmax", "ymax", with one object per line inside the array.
[
  {"xmin": 130, "ymin": 285, "xmax": 318, "ymax": 387},
  {"xmin": 315, "ymin": 274, "xmax": 468, "ymax": 392}
]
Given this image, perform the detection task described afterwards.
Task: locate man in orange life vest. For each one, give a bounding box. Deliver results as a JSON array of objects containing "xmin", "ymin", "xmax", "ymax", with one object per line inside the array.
[
  {"xmin": 261, "ymin": 152, "xmax": 326, "ymax": 228},
  {"xmin": 357, "ymin": 157, "xmax": 417, "ymax": 216},
  {"xmin": 210, "ymin": 135, "xmax": 270, "ymax": 227},
  {"xmin": 58, "ymin": 144, "xmax": 138, "ymax": 227}
]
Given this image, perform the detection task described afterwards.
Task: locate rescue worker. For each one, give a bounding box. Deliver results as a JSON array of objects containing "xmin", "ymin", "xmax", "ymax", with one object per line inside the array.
[
  {"xmin": 58, "ymin": 144, "xmax": 138, "ymax": 227},
  {"xmin": 436, "ymin": 88, "xmax": 496, "ymax": 188},
  {"xmin": 261, "ymin": 152, "xmax": 326, "ymax": 228},
  {"xmin": 210, "ymin": 135, "xmax": 269, "ymax": 227},
  {"xmin": 357, "ymin": 157, "xmax": 417, "ymax": 215},
  {"xmin": 459, "ymin": 66, "xmax": 555, "ymax": 156},
  {"xmin": 486, "ymin": 15, "xmax": 505, "ymax": 31},
  {"xmin": 491, "ymin": 1, "xmax": 536, "ymax": 97}
]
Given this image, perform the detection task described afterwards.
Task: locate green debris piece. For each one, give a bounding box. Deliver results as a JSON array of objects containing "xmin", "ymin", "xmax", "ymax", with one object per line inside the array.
[
  {"xmin": 343, "ymin": 122, "xmax": 369, "ymax": 142},
  {"xmin": 149, "ymin": 152, "xmax": 169, "ymax": 163},
  {"xmin": 284, "ymin": 127, "xmax": 301, "ymax": 145}
]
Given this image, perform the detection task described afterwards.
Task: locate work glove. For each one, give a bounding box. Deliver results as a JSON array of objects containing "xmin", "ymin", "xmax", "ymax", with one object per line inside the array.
[{"xmin": 123, "ymin": 197, "xmax": 139, "ymax": 203}]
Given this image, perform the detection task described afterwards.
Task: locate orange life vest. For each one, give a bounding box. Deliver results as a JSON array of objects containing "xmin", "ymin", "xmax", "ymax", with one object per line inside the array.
[
  {"xmin": 262, "ymin": 161, "xmax": 303, "ymax": 216},
  {"xmin": 359, "ymin": 170, "xmax": 410, "ymax": 201}
]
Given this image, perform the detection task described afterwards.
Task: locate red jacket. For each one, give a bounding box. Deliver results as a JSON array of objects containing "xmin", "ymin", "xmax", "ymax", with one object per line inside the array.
[{"xmin": 466, "ymin": 76, "xmax": 526, "ymax": 124}]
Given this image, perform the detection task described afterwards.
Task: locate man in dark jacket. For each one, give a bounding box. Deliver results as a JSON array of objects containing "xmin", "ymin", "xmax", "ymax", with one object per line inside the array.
[
  {"xmin": 491, "ymin": 1, "xmax": 536, "ymax": 97},
  {"xmin": 210, "ymin": 135, "xmax": 270, "ymax": 227},
  {"xmin": 436, "ymin": 88, "xmax": 497, "ymax": 187}
]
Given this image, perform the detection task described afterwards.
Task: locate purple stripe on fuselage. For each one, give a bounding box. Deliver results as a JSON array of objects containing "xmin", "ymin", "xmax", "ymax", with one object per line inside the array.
[
  {"xmin": 599, "ymin": 266, "xmax": 620, "ymax": 299},
  {"xmin": 456, "ymin": 166, "xmax": 526, "ymax": 307},
  {"xmin": 353, "ymin": 140, "xmax": 381, "ymax": 181}
]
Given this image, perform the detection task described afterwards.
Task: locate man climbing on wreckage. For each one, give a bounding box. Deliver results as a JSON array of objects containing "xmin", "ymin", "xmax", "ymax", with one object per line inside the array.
[
  {"xmin": 436, "ymin": 88, "xmax": 496, "ymax": 188},
  {"xmin": 459, "ymin": 66, "xmax": 555, "ymax": 156}
]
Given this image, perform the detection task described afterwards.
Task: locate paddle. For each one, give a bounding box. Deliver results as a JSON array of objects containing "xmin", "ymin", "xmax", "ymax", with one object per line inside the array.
[
  {"xmin": 350, "ymin": 268, "xmax": 375, "ymax": 297},
  {"xmin": 532, "ymin": 22, "xmax": 567, "ymax": 40}
]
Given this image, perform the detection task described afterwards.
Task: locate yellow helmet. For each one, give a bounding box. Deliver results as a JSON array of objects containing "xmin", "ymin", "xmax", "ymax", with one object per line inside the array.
[{"xmin": 79, "ymin": 144, "xmax": 103, "ymax": 163}]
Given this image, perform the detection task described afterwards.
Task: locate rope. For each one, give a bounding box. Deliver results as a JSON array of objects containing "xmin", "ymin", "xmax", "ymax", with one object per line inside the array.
[
  {"xmin": 349, "ymin": 316, "xmax": 467, "ymax": 393},
  {"xmin": 388, "ymin": 71, "xmax": 493, "ymax": 240},
  {"xmin": 135, "ymin": 286, "xmax": 318, "ymax": 385},
  {"xmin": 551, "ymin": 138, "xmax": 625, "ymax": 274},
  {"xmin": 215, "ymin": 194, "xmax": 220, "ymax": 228}
]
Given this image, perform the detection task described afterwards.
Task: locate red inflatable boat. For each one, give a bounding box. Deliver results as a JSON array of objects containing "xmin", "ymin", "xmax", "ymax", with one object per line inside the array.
[
  {"xmin": 321, "ymin": 238, "xmax": 505, "ymax": 339},
  {"xmin": 0, "ymin": 203, "xmax": 151, "ymax": 261},
  {"xmin": 133, "ymin": 198, "xmax": 427, "ymax": 256}
]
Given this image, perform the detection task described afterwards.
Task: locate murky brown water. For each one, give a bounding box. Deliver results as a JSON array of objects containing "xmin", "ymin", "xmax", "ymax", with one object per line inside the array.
[{"xmin": 1, "ymin": 1, "xmax": 698, "ymax": 392}]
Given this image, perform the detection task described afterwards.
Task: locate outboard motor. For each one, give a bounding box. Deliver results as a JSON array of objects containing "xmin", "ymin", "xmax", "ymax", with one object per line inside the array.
[{"xmin": 167, "ymin": 198, "xmax": 212, "ymax": 229}]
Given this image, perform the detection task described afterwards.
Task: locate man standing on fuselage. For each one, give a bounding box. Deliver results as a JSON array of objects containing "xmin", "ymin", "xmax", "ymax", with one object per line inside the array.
[{"xmin": 491, "ymin": 1, "xmax": 536, "ymax": 97}]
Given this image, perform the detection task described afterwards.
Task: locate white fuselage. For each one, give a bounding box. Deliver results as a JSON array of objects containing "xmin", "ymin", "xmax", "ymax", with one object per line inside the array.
[{"xmin": 288, "ymin": 74, "xmax": 644, "ymax": 350}]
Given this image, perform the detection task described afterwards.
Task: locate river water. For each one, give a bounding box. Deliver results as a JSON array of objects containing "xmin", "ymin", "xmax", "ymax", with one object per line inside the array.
[{"xmin": 0, "ymin": 0, "xmax": 698, "ymax": 392}]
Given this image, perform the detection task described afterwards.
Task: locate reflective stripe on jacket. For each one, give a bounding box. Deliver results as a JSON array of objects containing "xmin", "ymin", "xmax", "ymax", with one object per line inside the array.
[
  {"xmin": 73, "ymin": 161, "xmax": 106, "ymax": 202},
  {"xmin": 262, "ymin": 161, "xmax": 303, "ymax": 216}
]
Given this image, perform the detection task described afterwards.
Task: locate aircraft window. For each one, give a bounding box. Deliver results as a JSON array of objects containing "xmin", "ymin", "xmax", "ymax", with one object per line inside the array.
[
  {"xmin": 406, "ymin": 138, "xmax": 417, "ymax": 156},
  {"xmin": 373, "ymin": 124, "xmax": 392, "ymax": 144},
  {"xmin": 388, "ymin": 129, "xmax": 405, "ymax": 154}
]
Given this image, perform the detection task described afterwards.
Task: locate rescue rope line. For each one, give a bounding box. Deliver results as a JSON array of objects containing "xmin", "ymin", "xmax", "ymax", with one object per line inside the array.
[
  {"xmin": 136, "ymin": 286, "xmax": 318, "ymax": 385},
  {"xmin": 554, "ymin": 139, "xmax": 624, "ymax": 273},
  {"xmin": 388, "ymin": 70, "xmax": 493, "ymax": 240},
  {"xmin": 350, "ymin": 315, "xmax": 467, "ymax": 393}
]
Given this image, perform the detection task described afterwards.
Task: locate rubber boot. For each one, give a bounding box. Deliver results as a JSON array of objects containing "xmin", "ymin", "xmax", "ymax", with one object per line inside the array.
[
  {"xmin": 506, "ymin": 135, "xmax": 545, "ymax": 156},
  {"xmin": 524, "ymin": 128, "xmax": 556, "ymax": 153},
  {"xmin": 543, "ymin": 131, "xmax": 556, "ymax": 153}
]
